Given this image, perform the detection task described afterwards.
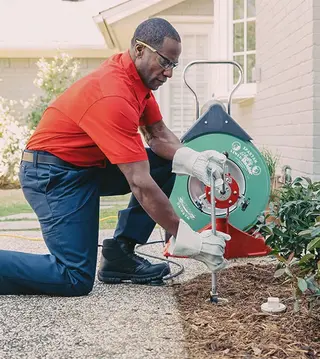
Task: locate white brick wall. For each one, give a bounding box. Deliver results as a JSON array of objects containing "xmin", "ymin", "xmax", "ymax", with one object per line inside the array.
[
  {"xmin": 313, "ymin": 1, "xmax": 320, "ymax": 179},
  {"xmin": 235, "ymin": 0, "xmax": 319, "ymax": 180},
  {"xmin": 231, "ymin": 100, "xmax": 254, "ymax": 135},
  {"xmin": 0, "ymin": 57, "xmax": 105, "ymax": 108}
]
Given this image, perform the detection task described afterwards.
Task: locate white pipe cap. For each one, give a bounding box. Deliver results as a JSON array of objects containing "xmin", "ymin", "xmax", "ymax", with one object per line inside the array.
[{"xmin": 261, "ymin": 297, "xmax": 286, "ymax": 313}]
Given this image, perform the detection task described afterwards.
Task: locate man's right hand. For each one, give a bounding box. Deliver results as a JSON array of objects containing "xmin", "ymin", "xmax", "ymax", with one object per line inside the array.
[{"xmin": 165, "ymin": 219, "xmax": 231, "ymax": 272}]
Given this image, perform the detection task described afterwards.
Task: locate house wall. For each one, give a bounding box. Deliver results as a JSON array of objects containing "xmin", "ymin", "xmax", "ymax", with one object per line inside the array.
[
  {"xmin": 156, "ymin": 0, "xmax": 213, "ymax": 16},
  {"xmin": 252, "ymin": 0, "xmax": 315, "ymax": 179},
  {"xmin": 0, "ymin": 58, "xmax": 105, "ymax": 105},
  {"xmin": 313, "ymin": 2, "xmax": 320, "ymax": 178},
  {"xmin": 231, "ymin": 100, "xmax": 254, "ymax": 135},
  {"xmin": 213, "ymin": 0, "xmax": 320, "ymax": 180}
]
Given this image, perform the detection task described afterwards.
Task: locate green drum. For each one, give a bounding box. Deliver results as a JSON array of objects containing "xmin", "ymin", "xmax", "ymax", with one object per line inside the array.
[{"xmin": 170, "ymin": 133, "xmax": 270, "ymax": 232}]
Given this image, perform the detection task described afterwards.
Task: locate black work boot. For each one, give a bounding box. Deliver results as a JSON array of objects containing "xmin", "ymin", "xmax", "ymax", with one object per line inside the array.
[{"xmin": 98, "ymin": 238, "xmax": 170, "ymax": 285}]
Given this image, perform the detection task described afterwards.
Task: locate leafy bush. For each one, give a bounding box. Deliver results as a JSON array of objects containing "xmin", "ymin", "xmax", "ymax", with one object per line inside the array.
[
  {"xmin": 260, "ymin": 177, "xmax": 319, "ymax": 257},
  {"xmin": 256, "ymin": 177, "xmax": 320, "ymax": 312},
  {"xmin": 0, "ymin": 97, "xmax": 31, "ymax": 187},
  {"xmin": 24, "ymin": 53, "xmax": 81, "ymax": 129}
]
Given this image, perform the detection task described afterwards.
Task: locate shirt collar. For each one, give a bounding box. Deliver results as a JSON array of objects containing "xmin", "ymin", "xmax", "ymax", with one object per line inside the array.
[{"xmin": 121, "ymin": 50, "xmax": 151, "ymax": 103}]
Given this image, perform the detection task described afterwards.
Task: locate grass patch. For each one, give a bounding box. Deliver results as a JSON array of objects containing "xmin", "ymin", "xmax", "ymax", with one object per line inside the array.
[
  {"xmin": 99, "ymin": 205, "xmax": 126, "ymax": 230},
  {"xmin": 0, "ymin": 204, "xmax": 32, "ymax": 218},
  {"xmin": 99, "ymin": 205, "xmax": 162, "ymax": 231},
  {"xmin": 100, "ymin": 194, "xmax": 131, "ymax": 202},
  {"xmin": 0, "ymin": 189, "xmax": 32, "ymax": 217}
]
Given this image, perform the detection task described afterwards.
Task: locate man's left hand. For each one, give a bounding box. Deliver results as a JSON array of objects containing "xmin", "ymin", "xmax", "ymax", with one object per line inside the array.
[{"xmin": 172, "ymin": 147, "xmax": 226, "ymax": 186}]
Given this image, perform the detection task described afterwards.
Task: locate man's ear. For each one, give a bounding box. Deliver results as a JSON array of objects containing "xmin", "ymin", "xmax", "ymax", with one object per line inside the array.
[{"xmin": 135, "ymin": 44, "xmax": 144, "ymax": 58}]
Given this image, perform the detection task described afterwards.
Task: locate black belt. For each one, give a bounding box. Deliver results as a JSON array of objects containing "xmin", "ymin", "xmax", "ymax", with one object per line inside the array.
[{"xmin": 21, "ymin": 151, "xmax": 81, "ymax": 169}]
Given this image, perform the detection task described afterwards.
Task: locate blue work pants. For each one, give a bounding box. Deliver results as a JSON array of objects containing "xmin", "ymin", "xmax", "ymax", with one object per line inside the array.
[{"xmin": 0, "ymin": 149, "xmax": 175, "ymax": 296}]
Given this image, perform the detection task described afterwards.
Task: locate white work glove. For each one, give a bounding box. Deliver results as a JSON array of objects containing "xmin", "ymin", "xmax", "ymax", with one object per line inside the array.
[
  {"xmin": 172, "ymin": 147, "xmax": 226, "ymax": 186},
  {"xmin": 166, "ymin": 219, "xmax": 231, "ymax": 272}
]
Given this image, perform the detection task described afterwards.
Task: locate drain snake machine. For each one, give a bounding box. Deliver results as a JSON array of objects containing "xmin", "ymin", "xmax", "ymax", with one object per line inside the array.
[{"xmin": 163, "ymin": 61, "xmax": 272, "ymax": 302}]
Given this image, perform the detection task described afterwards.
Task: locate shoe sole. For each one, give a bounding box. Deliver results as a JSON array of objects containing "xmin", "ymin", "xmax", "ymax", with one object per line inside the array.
[{"xmin": 97, "ymin": 265, "xmax": 170, "ymax": 285}]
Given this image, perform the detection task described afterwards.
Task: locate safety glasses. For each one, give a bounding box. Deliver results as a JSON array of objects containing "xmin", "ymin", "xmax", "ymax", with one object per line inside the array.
[{"xmin": 136, "ymin": 40, "xmax": 178, "ymax": 70}]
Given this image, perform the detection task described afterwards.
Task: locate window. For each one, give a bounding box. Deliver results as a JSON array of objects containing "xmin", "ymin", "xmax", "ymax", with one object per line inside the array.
[{"xmin": 232, "ymin": 0, "xmax": 256, "ymax": 84}]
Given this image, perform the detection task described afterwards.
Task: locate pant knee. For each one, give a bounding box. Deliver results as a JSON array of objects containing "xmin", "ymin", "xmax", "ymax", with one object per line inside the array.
[
  {"xmin": 65, "ymin": 280, "xmax": 93, "ymax": 297},
  {"xmin": 65, "ymin": 271, "xmax": 95, "ymax": 297}
]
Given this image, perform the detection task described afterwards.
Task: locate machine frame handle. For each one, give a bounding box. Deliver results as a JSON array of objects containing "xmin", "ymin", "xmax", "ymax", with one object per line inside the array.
[{"xmin": 182, "ymin": 60, "xmax": 244, "ymax": 118}]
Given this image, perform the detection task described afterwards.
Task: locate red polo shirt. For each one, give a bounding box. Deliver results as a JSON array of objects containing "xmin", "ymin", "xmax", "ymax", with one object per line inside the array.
[{"xmin": 26, "ymin": 51, "xmax": 162, "ymax": 167}]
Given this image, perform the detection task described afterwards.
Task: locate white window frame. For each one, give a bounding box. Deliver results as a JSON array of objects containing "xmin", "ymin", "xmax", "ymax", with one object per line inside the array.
[
  {"xmin": 213, "ymin": 0, "xmax": 256, "ymax": 104},
  {"xmin": 232, "ymin": 0, "xmax": 256, "ymax": 84},
  {"xmin": 229, "ymin": 0, "xmax": 256, "ymax": 99}
]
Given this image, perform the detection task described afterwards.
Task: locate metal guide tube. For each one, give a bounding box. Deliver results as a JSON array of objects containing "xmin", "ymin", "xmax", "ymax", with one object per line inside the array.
[{"xmin": 210, "ymin": 172, "xmax": 218, "ymax": 298}]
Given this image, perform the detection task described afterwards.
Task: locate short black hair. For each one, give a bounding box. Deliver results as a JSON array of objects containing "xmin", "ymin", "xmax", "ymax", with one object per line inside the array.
[{"xmin": 131, "ymin": 18, "xmax": 181, "ymax": 49}]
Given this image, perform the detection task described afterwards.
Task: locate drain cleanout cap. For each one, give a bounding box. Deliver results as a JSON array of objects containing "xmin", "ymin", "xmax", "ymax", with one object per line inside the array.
[{"xmin": 261, "ymin": 297, "xmax": 286, "ymax": 313}]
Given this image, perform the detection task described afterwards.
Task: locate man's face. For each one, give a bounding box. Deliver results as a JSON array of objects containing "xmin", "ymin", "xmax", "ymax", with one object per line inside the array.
[{"xmin": 134, "ymin": 37, "xmax": 181, "ymax": 91}]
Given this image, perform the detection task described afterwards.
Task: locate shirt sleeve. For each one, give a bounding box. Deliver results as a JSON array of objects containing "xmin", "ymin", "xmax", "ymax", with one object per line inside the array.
[
  {"xmin": 79, "ymin": 96, "xmax": 148, "ymax": 164},
  {"xmin": 139, "ymin": 92, "xmax": 162, "ymax": 126}
]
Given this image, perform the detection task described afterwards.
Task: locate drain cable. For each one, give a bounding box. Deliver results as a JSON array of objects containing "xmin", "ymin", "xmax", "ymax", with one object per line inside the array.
[{"xmin": 135, "ymin": 239, "xmax": 185, "ymax": 281}]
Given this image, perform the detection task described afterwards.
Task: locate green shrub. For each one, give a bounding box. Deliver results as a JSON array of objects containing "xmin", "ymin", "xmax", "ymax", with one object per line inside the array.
[{"xmin": 256, "ymin": 177, "xmax": 320, "ymax": 312}]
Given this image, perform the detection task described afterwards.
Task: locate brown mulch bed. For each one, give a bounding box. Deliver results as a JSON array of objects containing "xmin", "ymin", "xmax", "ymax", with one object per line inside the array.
[{"xmin": 174, "ymin": 263, "xmax": 320, "ymax": 359}]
